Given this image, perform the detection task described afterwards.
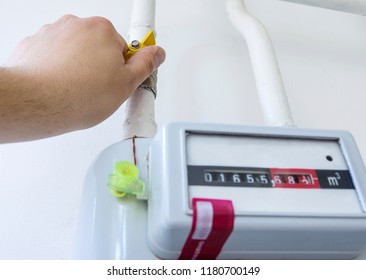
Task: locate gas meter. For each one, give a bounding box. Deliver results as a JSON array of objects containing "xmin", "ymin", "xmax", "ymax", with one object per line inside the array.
[{"xmin": 75, "ymin": 123, "xmax": 366, "ymax": 259}]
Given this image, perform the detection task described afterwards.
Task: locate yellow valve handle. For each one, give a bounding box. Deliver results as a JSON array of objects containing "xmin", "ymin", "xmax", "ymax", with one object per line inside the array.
[{"xmin": 124, "ymin": 30, "xmax": 156, "ymax": 61}]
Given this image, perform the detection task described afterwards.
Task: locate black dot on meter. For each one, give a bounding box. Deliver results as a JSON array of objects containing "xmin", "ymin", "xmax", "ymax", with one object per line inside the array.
[{"xmin": 326, "ymin": 155, "xmax": 333, "ymax": 162}]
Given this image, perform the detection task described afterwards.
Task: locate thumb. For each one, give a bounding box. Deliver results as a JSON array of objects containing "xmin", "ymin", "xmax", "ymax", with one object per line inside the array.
[{"xmin": 125, "ymin": 45, "xmax": 166, "ymax": 87}]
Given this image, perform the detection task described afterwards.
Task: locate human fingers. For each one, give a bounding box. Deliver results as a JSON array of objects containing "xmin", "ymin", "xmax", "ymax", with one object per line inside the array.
[{"xmin": 124, "ymin": 45, "xmax": 166, "ymax": 88}]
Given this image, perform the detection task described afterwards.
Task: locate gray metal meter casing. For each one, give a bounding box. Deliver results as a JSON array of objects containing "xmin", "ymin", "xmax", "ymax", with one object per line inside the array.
[{"xmin": 147, "ymin": 123, "xmax": 366, "ymax": 259}]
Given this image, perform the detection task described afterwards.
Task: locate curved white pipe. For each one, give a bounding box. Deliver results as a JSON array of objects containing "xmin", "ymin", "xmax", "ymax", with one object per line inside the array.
[
  {"xmin": 278, "ymin": 0, "xmax": 366, "ymax": 15},
  {"xmin": 226, "ymin": 0, "xmax": 295, "ymax": 127},
  {"xmin": 122, "ymin": 0, "xmax": 157, "ymax": 140}
]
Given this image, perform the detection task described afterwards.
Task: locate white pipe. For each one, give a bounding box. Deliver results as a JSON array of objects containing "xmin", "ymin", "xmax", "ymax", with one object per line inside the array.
[
  {"xmin": 122, "ymin": 86, "xmax": 157, "ymax": 139},
  {"xmin": 226, "ymin": 0, "xmax": 295, "ymax": 127},
  {"xmin": 122, "ymin": 0, "xmax": 157, "ymax": 140},
  {"xmin": 129, "ymin": 0, "xmax": 156, "ymax": 42},
  {"xmin": 277, "ymin": 0, "xmax": 366, "ymax": 15}
]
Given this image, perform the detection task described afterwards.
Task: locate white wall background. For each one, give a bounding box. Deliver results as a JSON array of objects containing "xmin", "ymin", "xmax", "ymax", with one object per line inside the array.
[{"xmin": 0, "ymin": 0, "xmax": 365, "ymax": 259}]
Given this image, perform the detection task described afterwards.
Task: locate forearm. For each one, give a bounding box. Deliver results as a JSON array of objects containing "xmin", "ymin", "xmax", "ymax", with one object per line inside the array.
[{"xmin": 0, "ymin": 67, "xmax": 70, "ymax": 143}]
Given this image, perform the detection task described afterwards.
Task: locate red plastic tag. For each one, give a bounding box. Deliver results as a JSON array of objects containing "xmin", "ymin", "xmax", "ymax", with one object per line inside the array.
[{"xmin": 179, "ymin": 198, "xmax": 234, "ymax": 260}]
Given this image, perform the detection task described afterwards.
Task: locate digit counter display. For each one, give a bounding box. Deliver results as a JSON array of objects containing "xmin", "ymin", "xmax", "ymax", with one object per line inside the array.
[{"xmin": 187, "ymin": 166, "xmax": 354, "ymax": 189}]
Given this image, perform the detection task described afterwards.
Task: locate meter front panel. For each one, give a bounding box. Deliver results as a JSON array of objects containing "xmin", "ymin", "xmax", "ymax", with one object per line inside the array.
[{"xmin": 186, "ymin": 133, "xmax": 363, "ymax": 215}]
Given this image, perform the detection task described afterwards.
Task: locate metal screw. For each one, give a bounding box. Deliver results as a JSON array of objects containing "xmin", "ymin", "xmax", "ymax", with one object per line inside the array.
[{"xmin": 130, "ymin": 40, "xmax": 141, "ymax": 49}]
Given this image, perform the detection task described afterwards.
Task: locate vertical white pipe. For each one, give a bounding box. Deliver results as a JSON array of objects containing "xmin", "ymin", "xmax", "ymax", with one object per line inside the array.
[
  {"xmin": 129, "ymin": 0, "xmax": 156, "ymax": 42},
  {"xmin": 122, "ymin": 0, "xmax": 157, "ymax": 140},
  {"xmin": 226, "ymin": 0, "xmax": 295, "ymax": 127},
  {"xmin": 277, "ymin": 0, "xmax": 366, "ymax": 15},
  {"xmin": 122, "ymin": 86, "xmax": 157, "ymax": 139}
]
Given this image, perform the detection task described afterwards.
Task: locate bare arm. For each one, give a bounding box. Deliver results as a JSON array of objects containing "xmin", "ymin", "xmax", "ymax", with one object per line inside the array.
[{"xmin": 0, "ymin": 15, "xmax": 165, "ymax": 143}]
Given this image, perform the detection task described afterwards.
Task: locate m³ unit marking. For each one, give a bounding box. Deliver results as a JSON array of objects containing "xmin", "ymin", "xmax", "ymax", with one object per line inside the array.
[{"xmin": 327, "ymin": 172, "xmax": 341, "ymax": 186}]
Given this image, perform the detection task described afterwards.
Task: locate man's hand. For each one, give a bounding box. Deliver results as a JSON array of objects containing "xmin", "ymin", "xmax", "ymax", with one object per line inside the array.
[{"xmin": 0, "ymin": 15, "xmax": 165, "ymax": 143}]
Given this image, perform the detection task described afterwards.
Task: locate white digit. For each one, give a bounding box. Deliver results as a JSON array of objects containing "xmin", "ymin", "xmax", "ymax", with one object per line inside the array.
[
  {"xmin": 260, "ymin": 175, "xmax": 268, "ymax": 184},
  {"xmin": 288, "ymin": 176, "xmax": 296, "ymax": 184},
  {"xmin": 247, "ymin": 174, "xmax": 254, "ymax": 183},
  {"xmin": 233, "ymin": 174, "xmax": 241, "ymax": 183},
  {"xmin": 274, "ymin": 175, "xmax": 282, "ymax": 184},
  {"xmin": 219, "ymin": 173, "xmax": 225, "ymax": 182},
  {"xmin": 301, "ymin": 175, "xmax": 310, "ymax": 184},
  {"xmin": 204, "ymin": 173, "xmax": 213, "ymax": 182}
]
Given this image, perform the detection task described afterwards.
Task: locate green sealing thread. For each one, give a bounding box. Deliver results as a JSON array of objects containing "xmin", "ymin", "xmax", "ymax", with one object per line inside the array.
[{"xmin": 108, "ymin": 161, "xmax": 145, "ymax": 197}]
